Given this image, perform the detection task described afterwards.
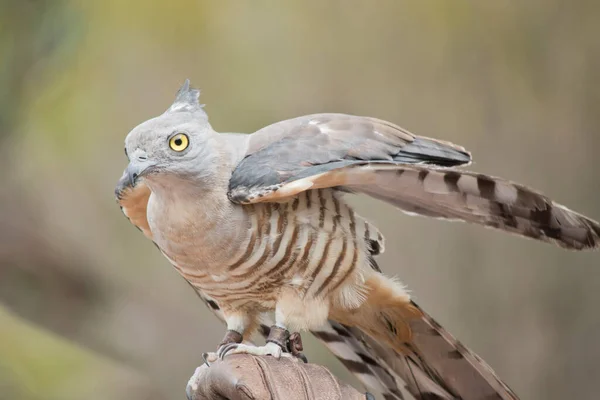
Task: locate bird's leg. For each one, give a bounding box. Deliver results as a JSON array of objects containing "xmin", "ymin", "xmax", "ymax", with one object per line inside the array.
[
  {"xmin": 218, "ymin": 321, "xmax": 287, "ymax": 360},
  {"xmin": 219, "ymin": 324, "xmax": 304, "ymax": 361},
  {"xmin": 218, "ymin": 329, "xmax": 243, "ymax": 348},
  {"xmin": 204, "ymin": 311, "xmax": 253, "ymax": 363},
  {"xmin": 219, "ymin": 307, "xmax": 307, "ymax": 362},
  {"xmin": 205, "ymin": 330, "xmax": 243, "ymax": 363},
  {"xmin": 215, "ymin": 310, "xmax": 286, "ymax": 359},
  {"xmin": 221, "ymin": 290, "xmax": 315, "ymax": 361},
  {"xmin": 265, "ymin": 325, "xmax": 290, "ymax": 349},
  {"xmin": 266, "ymin": 325, "xmax": 308, "ymax": 363}
]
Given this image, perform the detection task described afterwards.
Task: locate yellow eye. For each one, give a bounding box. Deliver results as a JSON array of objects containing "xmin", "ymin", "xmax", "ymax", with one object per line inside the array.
[{"xmin": 169, "ymin": 133, "xmax": 189, "ymax": 152}]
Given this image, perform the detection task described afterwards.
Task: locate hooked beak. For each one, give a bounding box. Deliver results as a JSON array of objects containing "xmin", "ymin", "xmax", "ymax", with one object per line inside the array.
[
  {"xmin": 125, "ymin": 162, "xmax": 143, "ymax": 187},
  {"xmin": 124, "ymin": 149, "xmax": 155, "ymax": 187},
  {"xmin": 124, "ymin": 159, "xmax": 155, "ymax": 187},
  {"xmin": 114, "ymin": 151, "xmax": 155, "ymax": 199}
]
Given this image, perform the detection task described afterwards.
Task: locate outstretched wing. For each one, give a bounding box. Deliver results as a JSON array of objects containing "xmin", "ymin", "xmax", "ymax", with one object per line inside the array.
[
  {"xmin": 228, "ymin": 114, "xmax": 600, "ymax": 250},
  {"xmin": 229, "ymin": 113, "xmax": 471, "ymax": 203}
]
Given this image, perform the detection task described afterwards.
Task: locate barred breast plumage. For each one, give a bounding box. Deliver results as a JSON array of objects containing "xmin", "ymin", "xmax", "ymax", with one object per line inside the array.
[{"xmin": 181, "ymin": 189, "xmax": 381, "ymax": 311}]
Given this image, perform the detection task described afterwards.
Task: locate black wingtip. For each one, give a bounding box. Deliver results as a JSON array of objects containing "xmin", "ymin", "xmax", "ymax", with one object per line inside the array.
[{"xmin": 396, "ymin": 137, "xmax": 472, "ymax": 167}]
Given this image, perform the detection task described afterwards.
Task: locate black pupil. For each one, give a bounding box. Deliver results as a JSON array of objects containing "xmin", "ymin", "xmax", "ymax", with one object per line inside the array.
[{"xmin": 174, "ymin": 138, "xmax": 183, "ymax": 146}]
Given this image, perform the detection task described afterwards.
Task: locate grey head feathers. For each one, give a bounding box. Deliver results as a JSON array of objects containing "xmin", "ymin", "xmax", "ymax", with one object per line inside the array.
[{"xmin": 123, "ymin": 80, "xmax": 220, "ymax": 187}]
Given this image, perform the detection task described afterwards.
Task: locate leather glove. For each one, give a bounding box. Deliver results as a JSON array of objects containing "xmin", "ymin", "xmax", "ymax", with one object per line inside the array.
[{"xmin": 186, "ymin": 354, "xmax": 372, "ymax": 400}]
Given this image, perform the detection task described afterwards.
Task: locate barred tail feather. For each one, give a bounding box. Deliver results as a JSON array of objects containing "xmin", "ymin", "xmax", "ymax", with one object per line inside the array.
[
  {"xmin": 348, "ymin": 166, "xmax": 600, "ymax": 250},
  {"xmin": 341, "ymin": 307, "xmax": 519, "ymax": 400},
  {"xmin": 345, "ymin": 326, "xmax": 456, "ymax": 399},
  {"xmin": 339, "ymin": 300, "xmax": 518, "ymax": 400},
  {"xmin": 405, "ymin": 301, "xmax": 518, "ymax": 399},
  {"xmin": 311, "ymin": 322, "xmax": 406, "ymax": 399},
  {"xmin": 328, "ymin": 272, "xmax": 519, "ymax": 399}
]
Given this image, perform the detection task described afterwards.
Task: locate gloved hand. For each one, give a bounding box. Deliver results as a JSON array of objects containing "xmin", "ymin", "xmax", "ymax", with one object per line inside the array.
[{"xmin": 186, "ymin": 354, "xmax": 372, "ymax": 400}]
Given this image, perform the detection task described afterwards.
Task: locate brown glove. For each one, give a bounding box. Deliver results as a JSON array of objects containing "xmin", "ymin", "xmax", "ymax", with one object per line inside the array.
[{"xmin": 186, "ymin": 354, "xmax": 371, "ymax": 400}]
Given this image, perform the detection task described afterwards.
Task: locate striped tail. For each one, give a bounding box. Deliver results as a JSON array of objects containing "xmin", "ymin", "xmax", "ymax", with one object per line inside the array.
[
  {"xmin": 400, "ymin": 301, "xmax": 518, "ymax": 399},
  {"xmin": 314, "ymin": 300, "xmax": 519, "ymax": 400},
  {"xmin": 326, "ymin": 300, "xmax": 518, "ymax": 400},
  {"xmin": 338, "ymin": 301, "xmax": 519, "ymax": 400},
  {"xmin": 311, "ymin": 322, "xmax": 407, "ymax": 399},
  {"xmin": 327, "ymin": 270, "xmax": 518, "ymax": 399}
]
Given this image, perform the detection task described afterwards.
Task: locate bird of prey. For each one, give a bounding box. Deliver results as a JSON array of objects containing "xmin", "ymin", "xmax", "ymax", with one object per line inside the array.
[{"xmin": 116, "ymin": 80, "xmax": 599, "ymax": 400}]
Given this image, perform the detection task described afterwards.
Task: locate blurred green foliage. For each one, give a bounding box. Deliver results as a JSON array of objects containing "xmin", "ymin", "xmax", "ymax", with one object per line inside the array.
[{"xmin": 1, "ymin": 1, "xmax": 599, "ymax": 399}]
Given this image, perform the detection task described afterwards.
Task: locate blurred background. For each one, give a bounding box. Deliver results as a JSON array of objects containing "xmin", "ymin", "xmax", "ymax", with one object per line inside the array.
[{"xmin": 1, "ymin": 1, "xmax": 599, "ymax": 399}]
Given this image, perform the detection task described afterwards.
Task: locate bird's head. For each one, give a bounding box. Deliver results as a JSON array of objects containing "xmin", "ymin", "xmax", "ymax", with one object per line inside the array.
[{"xmin": 119, "ymin": 80, "xmax": 221, "ymax": 192}]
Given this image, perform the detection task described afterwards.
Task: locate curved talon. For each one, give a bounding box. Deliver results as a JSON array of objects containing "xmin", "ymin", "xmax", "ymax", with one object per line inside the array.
[
  {"xmin": 201, "ymin": 352, "xmax": 211, "ymax": 367},
  {"xmin": 218, "ymin": 343, "xmax": 239, "ymax": 360},
  {"xmin": 296, "ymin": 352, "xmax": 308, "ymax": 363},
  {"xmin": 218, "ymin": 342, "xmax": 284, "ymax": 359}
]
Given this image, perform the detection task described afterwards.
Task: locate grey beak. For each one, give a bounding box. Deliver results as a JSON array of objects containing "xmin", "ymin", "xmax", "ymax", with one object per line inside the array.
[
  {"xmin": 115, "ymin": 168, "xmax": 134, "ymax": 199},
  {"xmin": 114, "ymin": 163, "xmax": 147, "ymax": 199},
  {"xmin": 125, "ymin": 149, "xmax": 154, "ymax": 186},
  {"xmin": 124, "ymin": 159, "xmax": 154, "ymax": 187},
  {"xmin": 126, "ymin": 163, "xmax": 142, "ymax": 187},
  {"xmin": 114, "ymin": 150, "xmax": 154, "ymax": 199},
  {"xmin": 115, "ymin": 161, "xmax": 154, "ymax": 201}
]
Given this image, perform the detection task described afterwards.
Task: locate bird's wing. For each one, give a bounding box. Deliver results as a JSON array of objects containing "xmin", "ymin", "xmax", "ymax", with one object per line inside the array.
[
  {"xmin": 115, "ymin": 173, "xmax": 408, "ymax": 399},
  {"xmin": 229, "ymin": 113, "xmax": 471, "ymax": 203},
  {"xmin": 228, "ymin": 114, "xmax": 599, "ymax": 250}
]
